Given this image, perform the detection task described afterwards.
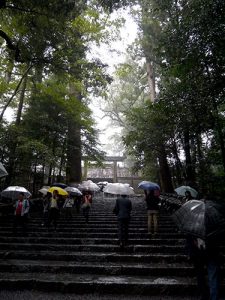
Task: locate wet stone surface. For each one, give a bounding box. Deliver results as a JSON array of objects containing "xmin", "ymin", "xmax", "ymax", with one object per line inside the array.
[
  {"xmin": 0, "ymin": 291, "xmax": 201, "ymax": 300},
  {"xmin": 0, "ymin": 194, "xmax": 224, "ymax": 297}
]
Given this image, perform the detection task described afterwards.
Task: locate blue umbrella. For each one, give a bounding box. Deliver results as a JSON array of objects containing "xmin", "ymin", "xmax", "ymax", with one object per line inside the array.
[
  {"xmin": 51, "ymin": 183, "xmax": 67, "ymax": 189},
  {"xmin": 138, "ymin": 181, "xmax": 160, "ymax": 191}
]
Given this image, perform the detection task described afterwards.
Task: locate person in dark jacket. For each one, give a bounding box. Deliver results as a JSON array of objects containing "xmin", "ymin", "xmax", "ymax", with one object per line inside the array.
[
  {"xmin": 113, "ymin": 195, "xmax": 132, "ymax": 249},
  {"xmin": 144, "ymin": 190, "xmax": 160, "ymax": 235}
]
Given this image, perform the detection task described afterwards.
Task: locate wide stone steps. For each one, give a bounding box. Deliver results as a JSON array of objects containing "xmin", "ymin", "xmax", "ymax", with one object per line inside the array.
[
  {"xmin": 0, "ymin": 260, "xmax": 195, "ymax": 276},
  {"xmin": 0, "ymin": 196, "xmax": 223, "ymax": 297},
  {"xmin": 0, "ymin": 236, "xmax": 186, "ymax": 245},
  {"xmin": 0, "ymin": 231, "xmax": 186, "ymax": 239},
  {"xmin": 0, "ymin": 251, "xmax": 189, "ymax": 263},
  {"xmin": 0, "ymin": 242, "xmax": 186, "ymax": 253},
  {"xmin": 0, "ymin": 272, "xmax": 199, "ymax": 295}
]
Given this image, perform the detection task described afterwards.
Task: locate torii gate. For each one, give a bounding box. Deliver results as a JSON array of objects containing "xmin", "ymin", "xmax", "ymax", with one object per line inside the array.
[{"xmin": 83, "ymin": 156, "xmax": 126, "ymax": 183}]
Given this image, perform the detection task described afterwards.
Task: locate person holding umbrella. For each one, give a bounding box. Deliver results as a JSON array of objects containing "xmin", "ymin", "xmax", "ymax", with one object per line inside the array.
[
  {"xmin": 173, "ymin": 198, "xmax": 225, "ymax": 300},
  {"xmin": 144, "ymin": 190, "xmax": 160, "ymax": 235},
  {"xmin": 183, "ymin": 190, "xmax": 193, "ymax": 203},
  {"xmin": 13, "ymin": 192, "xmax": 30, "ymax": 235},
  {"xmin": 47, "ymin": 190, "xmax": 60, "ymax": 231},
  {"xmin": 138, "ymin": 181, "xmax": 160, "ymax": 235},
  {"xmin": 113, "ymin": 194, "xmax": 132, "ymax": 249},
  {"xmin": 81, "ymin": 191, "xmax": 92, "ymax": 223}
]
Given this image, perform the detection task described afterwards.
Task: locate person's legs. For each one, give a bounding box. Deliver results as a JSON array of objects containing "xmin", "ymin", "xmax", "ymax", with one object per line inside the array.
[
  {"xmin": 118, "ymin": 219, "xmax": 124, "ymax": 246},
  {"xmin": 147, "ymin": 211, "xmax": 153, "ymax": 233},
  {"xmin": 21, "ymin": 215, "xmax": 28, "ymax": 235},
  {"xmin": 52, "ymin": 208, "xmax": 59, "ymax": 230},
  {"xmin": 47, "ymin": 209, "xmax": 54, "ymax": 229},
  {"xmin": 208, "ymin": 257, "xmax": 220, "ymax": 300},
  {"xmin": 83, "ymin": 206, "xmax": 90, "ymax": 223},
  {"xmin": 69, "ymin": 207, "xmax": 73, "ymax": 218},
  {"xmin": 153, "ymin": 213, "xmax": 158, "ymax": 234},
  {"xmin": 193, "ymin": 257, "xmax": 209, "ymax": 300},
  {"xmin": 13, "ymin": 215, "xmax": 20, "ymax": 233},
  {"xmin": 124, "ymin": 219, "xmax": 130, "ymax": 244}
]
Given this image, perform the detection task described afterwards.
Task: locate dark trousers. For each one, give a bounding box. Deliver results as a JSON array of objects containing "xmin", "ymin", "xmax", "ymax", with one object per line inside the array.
[
  {"xmin": 75, "ymin": 199, "xmax": 81, "ymax": 214},
  {"xmin": 47, "ymin": 208, "xmax": 60, "ymax": 230},
  {"xmin": 192, "ymin": 255, "xmax": 220, "ymax": 300},
  {"xmin": 118, "ymin": 218, "xmax": 130, "ymax": 245},
  {"xmin": 42, "ymin": 211, "xmax": 49, "ymax": 226},
  {"xmin": 65, "ymin": 207, "xmax": 73, "ymax": 218},
  {"xmin": 13, "ymin": 215, "xmax": 28, "ymax": 234},
  {"xmin": 82, "ymin": 205, "xmax": 90, "ymax": 223}
]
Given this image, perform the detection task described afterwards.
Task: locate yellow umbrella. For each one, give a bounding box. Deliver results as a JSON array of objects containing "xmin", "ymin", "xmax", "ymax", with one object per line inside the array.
[{"xmin": 48, "ymin": 187, "xmax": 68, "ymax": 196}]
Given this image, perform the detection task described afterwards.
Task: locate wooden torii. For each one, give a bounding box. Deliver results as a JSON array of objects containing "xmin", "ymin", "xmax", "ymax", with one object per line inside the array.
[{"xmin": 82, "ymin": 156, "xmax": 126, "ymax": 183}]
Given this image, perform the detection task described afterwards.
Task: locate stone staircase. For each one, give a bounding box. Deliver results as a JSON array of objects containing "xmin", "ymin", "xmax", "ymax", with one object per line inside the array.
[{"xmin": 0, "ymin": 195, "xmax": 224, "ymax": 297}]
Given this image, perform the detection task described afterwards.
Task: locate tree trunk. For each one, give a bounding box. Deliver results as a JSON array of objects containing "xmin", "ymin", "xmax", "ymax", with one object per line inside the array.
[
  {"xmin": 212, "ymin": 105, "xmax": 225, "ymax": 173},
  {"xmin": 15, "ymin": 71, "xmax": 28, "ymax": 125},
  {"xmin": 47, "ymin": 164, "xmax": 53, "ymax": 186},
  {"xmin": 158, "ymin": 144, "xmax": 174, "ymax": 193},
  {"xmin": 171, "ymin": 140, "xmax": 183, "ymax": 185},
  {"xmin": 146, "ymin": 61, "xmax": 156, "ymax": 102},
  {"xmin": 66, "ymin": 121, "xmax": 82, "ymax": 183},
  {"xmin": 145, "ymin": 55, "xmax": 173, "ymax": 192},
  {"xmin": 0, "ymin": 64, "xmax": 32, "ymax": 122},
  {"xmin": 183, "ymin": 129, "xmax": 196, "ymax": 186},
  {"xmin": 58, "ymin": 138, "xmax": 66, "ymax": 181}
]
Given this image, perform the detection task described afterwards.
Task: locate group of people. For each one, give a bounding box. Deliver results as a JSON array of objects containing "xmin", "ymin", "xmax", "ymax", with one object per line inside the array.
[
  {"xmin": 113, "ymin": 190, "xmax": 221, "ymax": 300},
  {"xmin": 13, "ymin": 190, "xmax": 93, "ymax": 233},
  {"xmin": 11, "ymin": 188, "xmax": 221, "ymax": 299}
]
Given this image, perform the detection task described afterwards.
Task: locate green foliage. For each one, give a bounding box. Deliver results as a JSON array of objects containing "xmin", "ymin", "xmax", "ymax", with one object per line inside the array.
[
  {"xmin": 0, "ymin": 0, "xmax": 119, "ymax": 187},
  {"xmin": 124, "ymin": 0, "xmax": 225, "ymax": 196}
]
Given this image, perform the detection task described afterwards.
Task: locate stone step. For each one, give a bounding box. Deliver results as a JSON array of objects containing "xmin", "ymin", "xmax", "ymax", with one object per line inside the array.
[
  {"xmin": 0, "ymin": 272, "xmax": 201, "ymax": 295},
  {"xmin": 0, "ymin": 242, "xmax": 186, "ymax": 254},
  {"xmin": 0, "ymin": 216, "xmax": 174, "ymax": 221},
  {"xmin": 0, "ymin": 227, "xmax": 178, "ymax": 233},
  {"xmin": 0, "ymin": 231, "xmax": 185, "ymax": 239},
  {"xmin": 0, "ymin": 251, "xmax": 189, "ymax": 263},
  {"xmin": 0, "ymin": 259, "xmax": 195, "ymax": 277},
  {"xmin": 0, "ymin": 236, "xmax": 186, "ymax": 245},
  {"xmin": 0, "ymin": 223, "xmax": 178, "ymax": 230}
]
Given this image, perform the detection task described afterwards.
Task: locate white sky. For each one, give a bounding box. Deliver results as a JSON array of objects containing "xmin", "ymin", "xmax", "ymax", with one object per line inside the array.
[{"xmin": 89, "ymin": 9, "xmax": 138, "ymax": 154}]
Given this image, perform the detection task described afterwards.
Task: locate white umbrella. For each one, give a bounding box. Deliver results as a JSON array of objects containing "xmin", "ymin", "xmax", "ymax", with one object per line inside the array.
[
  {"xmin": 0, "ymin": 163, "xmax": 8, "ymax": 178},
  {"xmin": 1, "ymin": 186, "xmax": 31, "ymax": 200},
  {"xmin": 175, "ymin": 186, "xmax": 198, "ymax": 198},
  {"xmin": 78, "ymin": 180, "xmax": 100, "ymax": 192},
  {"xmin": 103, "ymin": 183, "xmax": 134, "ymax": 196},
  {"xmin": 65, "ymin": 187, "xmax": 82, "ymax": 196},
  {"xmin": 38, "ymin": 188, "xmax": 49, "ymax": 195}
]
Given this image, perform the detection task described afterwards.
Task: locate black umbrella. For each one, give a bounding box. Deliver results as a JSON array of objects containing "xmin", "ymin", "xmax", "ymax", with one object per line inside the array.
[
  {"xmin": 173, "ymin": 200, "xmax": 225, "ymax": 240},
  {"xmin": 51, "ymin": 183, "xmax": 67, "ymax": 189}
]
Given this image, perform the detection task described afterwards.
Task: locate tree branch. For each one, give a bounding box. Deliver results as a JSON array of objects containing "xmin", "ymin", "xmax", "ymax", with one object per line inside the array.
[
  {"xmin": 0, "ymin": 64, "xmax": 33, "ymax": 122},
  {"xmin": 0, "ymin": 29, "xmax": 23, "ymax": 62}
]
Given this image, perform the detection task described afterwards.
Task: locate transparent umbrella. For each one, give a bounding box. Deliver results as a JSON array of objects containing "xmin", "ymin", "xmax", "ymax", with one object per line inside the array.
[
  {"xmin": 1, "ymin": 186, "xmax": 31, "ymax": 200},
  {"xmin": 175, "ymin": 186, "xmax": 198, "ymax": 198},
  {"xmin": 78, "ymin": 180, "xmax": 100, "ymax": 192},
  {"xmin": 38, "ymin": 188, "xmax": 49, "ymax": 195},
  {"xmin": 65, "ymin": 187, "xmax": 82, "ymax": 196},
  {"xmin": 103, "ymin": 183, "xmax": 134, "ymax": 196}
]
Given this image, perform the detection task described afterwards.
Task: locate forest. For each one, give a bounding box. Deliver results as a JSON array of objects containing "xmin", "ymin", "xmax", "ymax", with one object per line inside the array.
[{"xmin": 0, "ymin": 0, "xmax": 224, "ymax": 198}]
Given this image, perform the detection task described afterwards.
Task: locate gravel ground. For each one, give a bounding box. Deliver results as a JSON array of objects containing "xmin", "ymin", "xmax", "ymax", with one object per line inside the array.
[{"xmin": 0, "ymin": 291, "xmax": 202, "ymax": 300}]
